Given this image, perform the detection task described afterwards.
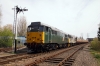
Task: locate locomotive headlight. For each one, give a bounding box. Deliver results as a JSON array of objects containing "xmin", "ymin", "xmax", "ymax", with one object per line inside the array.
[
  {"xmin": 40, "ymin": 34, "xmax": 41, "ymax": 36},
  {"xmin": 41, "ymin": 40, "xmax": 43, "ymax": 43},
  {"xmin": 27, "ymin": 34, "xmax": 29, "ymax": 36}
]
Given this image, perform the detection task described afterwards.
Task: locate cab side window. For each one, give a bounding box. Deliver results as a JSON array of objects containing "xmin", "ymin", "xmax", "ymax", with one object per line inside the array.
[{"xmin": 44, "ymin": 26, "xmax": 49, "ymax": 32}]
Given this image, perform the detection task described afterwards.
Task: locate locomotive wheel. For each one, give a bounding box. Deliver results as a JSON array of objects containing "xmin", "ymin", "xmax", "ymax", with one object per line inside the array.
[
  {"xmin": 44, "ymin": 44, "xmax": 50, "ymax": 52},
  {"xmin": 52, "ymin": 44, "xmax": 57, "ymax": 50},
  {"xmin": 56, "ymin": 44, "xmax": 59, "ymax": 49}
]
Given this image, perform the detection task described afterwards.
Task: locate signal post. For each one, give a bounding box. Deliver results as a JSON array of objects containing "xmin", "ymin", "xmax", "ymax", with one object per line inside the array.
[{"xmin": 12, "ymin": 6, "xmax": 28, "ymax": 53}]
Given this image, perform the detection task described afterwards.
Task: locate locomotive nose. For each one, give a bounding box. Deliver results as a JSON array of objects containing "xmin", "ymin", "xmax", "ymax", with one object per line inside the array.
[{"xmin": 27, "ymin": 32, "xmax": 44, "ymax": 43}]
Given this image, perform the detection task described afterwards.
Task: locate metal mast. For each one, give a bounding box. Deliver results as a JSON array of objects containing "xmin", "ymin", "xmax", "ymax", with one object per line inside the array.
[{"xmin": 12, "ymin": 6, "xmax": 28, "ymax": 53}]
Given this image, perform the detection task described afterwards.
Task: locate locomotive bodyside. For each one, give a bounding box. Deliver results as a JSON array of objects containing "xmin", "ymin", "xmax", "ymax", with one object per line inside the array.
[{"xmin": 24, "ymin": 22, "xmax": 75, "ymax": 53}]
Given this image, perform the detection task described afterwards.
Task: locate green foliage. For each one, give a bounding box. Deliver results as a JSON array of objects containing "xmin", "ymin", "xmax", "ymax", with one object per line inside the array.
[
  {"xmin": 0, "ymin": 26, "xmax": 13, "ymax": 47},
  {"xmin": 0, "ymin": 6, "xmax": 13, "ymax": 48},
  {"xmin": 91, "ymin": 50, "xmax": 100, "ymax": 65},
  {"xmin": 94, "ymin": 53, "xmax": 100, "ymax": 59},
  {"xmin": 90, "ymin": 38, "xmax": 100, "ymax": 51}
]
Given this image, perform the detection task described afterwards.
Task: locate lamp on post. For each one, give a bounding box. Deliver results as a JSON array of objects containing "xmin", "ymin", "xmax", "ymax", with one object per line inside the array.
[{"xmin": 12, "ymin": 6, "xmax": 28, "ymax": 53}]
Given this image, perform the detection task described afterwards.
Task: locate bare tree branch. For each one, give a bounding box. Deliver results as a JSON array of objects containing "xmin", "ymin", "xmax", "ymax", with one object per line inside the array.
[{"xmin": 17, "ymin": 16, "xmax": 27, "ymax": 36}]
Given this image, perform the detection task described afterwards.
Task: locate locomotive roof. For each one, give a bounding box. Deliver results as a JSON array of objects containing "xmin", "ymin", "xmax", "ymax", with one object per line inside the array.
[
  {"xmin": 31, "ymin": 22, "xmax": 64, "ymax": 32},
  {"xmin": 31, "ymin": 22, "xmax": 76, "ymax": 37},
  {"xmin": 40, "ymin": 22, "xmax": 66, "ymax": 33}
]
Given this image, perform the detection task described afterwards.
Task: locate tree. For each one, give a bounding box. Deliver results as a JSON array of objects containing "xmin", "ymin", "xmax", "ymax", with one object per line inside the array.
[
  {"xmin": 17, "ymin": 16, "xmax": 27, "ymax": 37},
  {"xmin": 97, "ymin": 27, "xmax": 100, "ymax": 41},
  {"xmin": 0, "ymin": 24, "xmax": 13, "ymax": 47},
  {"xmin": 3, "ymin": 24, "xmax": 13, "ymax": 31}
]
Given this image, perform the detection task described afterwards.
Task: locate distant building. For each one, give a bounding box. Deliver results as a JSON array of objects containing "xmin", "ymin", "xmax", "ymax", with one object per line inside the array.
[{"xmin": 87, "ymin": 38, "xmax": 94, "ymax": 42}]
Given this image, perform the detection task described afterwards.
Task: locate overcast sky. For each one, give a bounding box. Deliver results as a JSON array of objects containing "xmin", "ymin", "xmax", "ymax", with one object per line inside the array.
[{"xmin": 0, "ymin": 0, "xmax": 100, "ymax": 39}]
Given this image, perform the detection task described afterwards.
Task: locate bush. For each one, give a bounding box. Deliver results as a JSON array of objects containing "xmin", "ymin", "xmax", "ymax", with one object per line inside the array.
[
  {"xmin": 0, "ymin": 26, "xmax": 13, "ymax": 48},
  {"xmin": 90, "ymin": 38, "xmax": 100, "ymax": 51}
]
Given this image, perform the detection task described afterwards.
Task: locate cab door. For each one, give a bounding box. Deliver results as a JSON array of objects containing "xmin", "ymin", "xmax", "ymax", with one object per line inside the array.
[
  {"xmin": 48, "ymin": 28, "xmax": 52, "ymax": 43},
  {"xmin": 44, "ymin": 26, "xmax": 52, "ymax": 43}
]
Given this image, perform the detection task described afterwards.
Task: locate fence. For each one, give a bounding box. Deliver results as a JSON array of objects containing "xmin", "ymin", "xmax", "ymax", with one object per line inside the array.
[{"xmin": 0, "ymin": 36, "xmax": 26, "ymax": 48}]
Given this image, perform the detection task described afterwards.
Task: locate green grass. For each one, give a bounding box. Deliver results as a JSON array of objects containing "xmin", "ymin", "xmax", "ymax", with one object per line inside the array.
[
  {"xmin": 90, "ymin": 38, "xmax": 100, "ymax": 66},
  {"xmin": 91, "ymin": 50, "xmax": 100, "ymax": 59},
  {"xmin": 90, "ymin": 49, "xmax": 100, "ymax": 66}
]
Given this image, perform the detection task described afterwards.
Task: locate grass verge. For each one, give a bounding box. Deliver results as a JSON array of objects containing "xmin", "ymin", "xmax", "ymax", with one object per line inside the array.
[{"xmin": 90, "ymin": 49, "xmax": 100, "ymax": 65}]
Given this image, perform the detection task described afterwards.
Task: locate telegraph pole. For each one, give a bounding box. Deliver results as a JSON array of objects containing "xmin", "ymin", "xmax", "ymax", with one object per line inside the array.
[{"xmin": 12, "ymin": 6, "xmax": 28, "ymax": 53}]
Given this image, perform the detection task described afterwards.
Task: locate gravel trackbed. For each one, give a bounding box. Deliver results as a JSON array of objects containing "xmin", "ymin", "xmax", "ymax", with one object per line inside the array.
[{"xmin": 72, "ymin": 44, "xmax": 99, "ymax": 66}]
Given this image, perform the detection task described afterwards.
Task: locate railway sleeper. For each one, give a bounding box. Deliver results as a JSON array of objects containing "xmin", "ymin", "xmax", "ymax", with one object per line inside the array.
[
  {"xmin": 62, "ymin": 47, "xmax": 81, "ymax": 66},
  {"xmin": 45, "ymin": 58, "xmax": 64, "ymax": 63},
  {"xmin": 63, "ymin": 58, "xmax": 75, "ymax": 66}
]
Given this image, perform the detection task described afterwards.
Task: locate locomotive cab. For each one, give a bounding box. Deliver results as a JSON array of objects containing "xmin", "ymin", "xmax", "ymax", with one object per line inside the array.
[
  {"xmin": 24, "ymin": 22, "xmax": 53, "ymax": 53},
  {"xmin": 27, "ymin": 25, "xmax": 45, "ymax": 44}
]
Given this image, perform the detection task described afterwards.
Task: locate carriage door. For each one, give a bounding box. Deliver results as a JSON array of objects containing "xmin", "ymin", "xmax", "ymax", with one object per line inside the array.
[{"xmin": 48, "ymin": 28, "xmax": 52, "ymax": 43}]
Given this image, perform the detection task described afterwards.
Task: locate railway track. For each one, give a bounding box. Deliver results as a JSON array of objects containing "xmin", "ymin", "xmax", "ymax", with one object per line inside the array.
[
  {"xmin": 0, "ymin": 53, "xmax": 28, "ymax": 65},
  {"xmin": 0, "ymin": 46, "xmax": 26, "ymax": 52},
  {"xmin": 0, "ymin": 49, "xmax": 59, "ymax": 65},
  {"xmin": 57, "ymin": 46, "xmax": 83, "ymax": 66},
  {"xmin": 0, "ymin": 52, "xmax": 48, "ymax": 65},
  {"xmin": 0, "ymin": 48, "xmax": 12, "ymax": 52},
  {"xmin": 26, "ymin": 44, "xmax": 85, "ymax": 66},
  {"xmin": 0, "ymin": 44, "xmax": 86, "ymax": 66}
]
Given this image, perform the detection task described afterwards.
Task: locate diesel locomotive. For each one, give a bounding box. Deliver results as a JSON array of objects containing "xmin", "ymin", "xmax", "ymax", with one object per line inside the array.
[{"xmin": 24, "ymin": 22, "xmax": 77, "ymax": 53}]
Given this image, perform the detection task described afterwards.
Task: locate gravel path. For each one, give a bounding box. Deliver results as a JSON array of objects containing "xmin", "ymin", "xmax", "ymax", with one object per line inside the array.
[{"xmin": 72, "ymin": 44, "xmax": 99, "ymax": 66}]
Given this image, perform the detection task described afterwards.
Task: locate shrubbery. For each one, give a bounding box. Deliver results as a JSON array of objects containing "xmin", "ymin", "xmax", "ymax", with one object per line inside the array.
[
  {"xmin": 0, "ymin": 26, "xmax": 13, "ymax": 48},
  {"xmin": 90, "ymin": 38, "xmax": 100, "ymax": 51}
]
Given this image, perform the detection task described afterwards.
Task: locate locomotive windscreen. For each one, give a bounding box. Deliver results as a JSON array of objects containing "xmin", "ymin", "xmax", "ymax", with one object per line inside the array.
[
  {"xmin": 27, "ymin": 26, "xmax": 44, "ymax": 32},
  {"xmin": 31, "ymin": 22, "xmax": 41, "ymax": 26}
]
